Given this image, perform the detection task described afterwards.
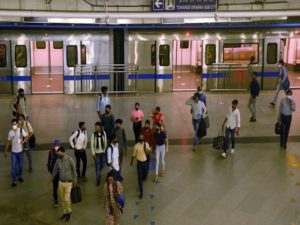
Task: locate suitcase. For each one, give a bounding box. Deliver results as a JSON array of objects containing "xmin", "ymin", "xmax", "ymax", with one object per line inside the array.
[
  {"xmin": 212, "ymin": 128, "xmax": 225, "ymax": 151},
  {"xmin": 71, "ymin": 186, "xmax": 82, "ymax": 204}
]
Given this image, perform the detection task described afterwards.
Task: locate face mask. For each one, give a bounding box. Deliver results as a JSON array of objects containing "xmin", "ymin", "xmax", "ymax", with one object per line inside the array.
[
  {"xmin": 199, "ymin": 91, "xmax": 203, "ymax": 94},
  {"xmin": 12, "ymin": 125, "xmax": 18, "ymax": 130},
  {"xmin": 287, "ymin": 95, "xmax": 292, "ymax": 100},
  {"xmin": 135, "ymin": 108, "xmax": 139, "ymax": 110},
  {"xmin": 54, "ymin": 146, "xmax": 59, "ymax": 151}
]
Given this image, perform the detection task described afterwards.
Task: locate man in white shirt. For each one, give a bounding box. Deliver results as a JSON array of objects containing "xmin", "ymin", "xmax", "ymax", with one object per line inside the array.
[
  {"xmin": 4, "ymin": 119, "xmax": 29, "ymax": 187},
  {"xmin": 185, "ymin": 93, "xmax": 207, "ymax": 151},
  {"xmin": 221, "ymin": 99, "xmax": 241, "ymax": 158},
  {"xmin": 107, "ymin": 134, "xmax": 122, "ymax": 182},
  {"xmin": 96, "ymin": 86, "xmax": 110, "ymax": 120},
  {"xmin": 69, "ymin": 122, "xmax": 88, "ymax": 181}
]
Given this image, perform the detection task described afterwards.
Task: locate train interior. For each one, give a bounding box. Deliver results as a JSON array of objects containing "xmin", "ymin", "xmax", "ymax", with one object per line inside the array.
[{"xmin": 284, "ymin": 38, "xmax": 300, "ymax": 88}]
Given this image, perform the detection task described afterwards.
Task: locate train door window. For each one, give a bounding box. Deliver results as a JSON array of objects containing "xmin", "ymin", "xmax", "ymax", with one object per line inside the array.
[
  {"xmin": 151, "ymin": 44, "xmax": 156, "ymax": 66},
  {"xmin": 67, "ymin": 45, "xmax": 78, "ymax": 67},
  {"xmin": 53, "ymin": 41, "xmax": 63, "ymax": 49},
  {"xmin": 81, "ymin": 45, "xmax": 86, "ymax": 65},
  {"xmin": 205, "ymin": 44, "xmax": 216, "ymax": 65},
  {"xmin": 15, "ymin": 45, "xmax": 27, "ymax": 67},
  {"xmin": 267, "ymin": 43, "xmax": 278, "ymax": 64},
  {"xmin": 0, "ymin": 44, "xmax": 7, "ymax": 67},
  {"xmin": 159, "ymin": 45, "xmax": 170, "ymax": 66},
  {"xmin": 180, "ymin": 41, "xmax": 189, "ymax": 49},
  {"xmin": 223, "ymin": 43, "xmax": 258, "ymax": 63},
  {"xmin": 36, "ymin": 41, "xmax": 46, "ymax": 49}
]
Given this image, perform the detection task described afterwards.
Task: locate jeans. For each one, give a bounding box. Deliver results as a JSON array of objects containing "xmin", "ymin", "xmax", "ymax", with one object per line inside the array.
[
  {"xmin": 133, "ymin": 121, "xmax": 142, "ymax": 143},
  {"xmin": 74, "ymin": 150, "xmax": 87, "ymax": 177},
  {"xmin": 53, "ymin": 175, "xmax": 59, "ymax": 202},
  {"xmin": 95, "ymin": 153, "xmax": 105, "ymax": 183},
  {"xmin": 137, "ymin": 161, "xmax": 148, "ymax": 194},
  {"xmin": 155, "ymin": 144, "xmax": 166, "ymax": 176},
  {"xmin": 271, "ymin": 83, "xmax": 287, "ymax": 104},
  {"xmin": 192, "ymin": 118, "xmax": 201, "ymax": 145},
  {"xmin": 11, "ymin": 151, "xmax": 24, "ymax": 183},
  {"xmin": 223, "ymin": 127, "xmax": 236, "ymax": 153},
  {"xmin": 280, "ymin": 114, "xmax": 292, "ymax": 148},
  {"xmin": 248, "ymin": 96, "xmax": 257, "ymax": 119}
]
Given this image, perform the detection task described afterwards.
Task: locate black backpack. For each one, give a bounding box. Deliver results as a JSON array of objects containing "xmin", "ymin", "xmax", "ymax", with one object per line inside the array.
[
  {"xmin": 12, "ymin": 96, "xmax": 26, "ymax": 117},
  {"xmin": 106, "ymin": 144, "xmax": 114, "ymax": 166},
  {"xmin": 70, "ymin": 129, "xmax": 81, "ymax": 148}
]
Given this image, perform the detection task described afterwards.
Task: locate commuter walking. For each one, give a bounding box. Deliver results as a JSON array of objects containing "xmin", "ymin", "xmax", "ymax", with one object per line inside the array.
[
  {"xmin": 185, "ymin": 93, "xmax": 207, "ymax": 150},
  {"xmin": 150, "ymin": 106, "xmax": 166, "ymax": 130},
  {"xmin": 113, "ymin": 119, "xmax": 127, "ymax": 173},
  {"xmin": 97, "ymin": 86, "xmax": 110, "ymax": 120},
  {"xmin": 107, "ymin": 134, "xmax": 122, "ymax": 182},
  {"xmin": 130, "ymin": 134, "xmax": 151, "ymax": 199},
  {"xmin": 270, "ymin": 60, "xmax": 290, "ymax": 106},
  {"xmin": 47, "ymin": 139, "xmax": 61, "ymax": 207},
  {"xmin": 141, "ymin": 120, "xmax": 154, "ymax": 175},
  {"xmin": 197, "ymin": 86, "xmax": 207, "ymax": 106},
  {"xmin": 131, "ymin": 102, "xmax": 144, "ymax": 143},
  {"xmin": 13, "ymin": 88, "xmax": 28, "ymax": 120},
  {"xmin": 51, "ymin": 146, "xmax": 77, "ymax": 222},
  {"xmin": 153, "ymin": 123, "xmax": 167, "ymax": 183},
  {"xmin": 103, "ymin": 172, "xmax": 123, "ymax": 225},
  {"xmin": 278, "ymin": 89, "xmax": 296, "ymax": 149},
  {"xmin": 248, "ymin": 56, "xmax": 256, "ymax": 86},
  {"xmin": 102, "ymin": 105, "xmax": 115, "ymax": 141},
  {"xmin": 248, "ymin": 74, "xmax": 260, "ymax": 122},
  {"xmin": 91, "ymin": 122, "xmax": 107, "ymax": 186},
  {"xmin": 69, "ymin": 122, "xmax": 88, "ymax": 181},
  {"xmin": 18, "ymin": 114, "xmax": 34, "ymax": 172},
  {"xmin": 4, "ymin": 119, "xmax": 29, "ymax": 187},
  {"xmin": 221, "ymin": 100, "xmax": 241, "ymax": 158}
]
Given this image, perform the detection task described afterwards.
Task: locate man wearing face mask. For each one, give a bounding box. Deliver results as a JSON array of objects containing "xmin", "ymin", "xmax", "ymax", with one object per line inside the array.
[
  {"xmin": 131, "ymin": 102, "xmax": 144, "ymax": 143},
  {"xmin": 47, "ymin": 139, "xmax": 61, "ymax": 207},
  {"xmin": 270, "ymin": 60, "xmax": 290, "ymax": 106},
  {"xmin": 69, "ymin": 122, "xmax": 88, "ymax": 181},
  {"xmin": 106, "ymin": 134, "xmax": 122, "ymax": 182},
  {"xmin": 278, "ymin": 89, "xmax": 296, "ymax": 149},
  {"xmin": 4, "ymin": 119, "xmax": 29, "ymax": 187},
  {"xmin": 130, "ymin": 134, "xmax": 151, "ymax": 199}
]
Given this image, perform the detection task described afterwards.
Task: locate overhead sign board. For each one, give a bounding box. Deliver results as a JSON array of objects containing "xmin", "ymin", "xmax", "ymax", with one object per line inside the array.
[{"xmin": 152, "ymin": 0, "xmax": 218, "ymax": 12}]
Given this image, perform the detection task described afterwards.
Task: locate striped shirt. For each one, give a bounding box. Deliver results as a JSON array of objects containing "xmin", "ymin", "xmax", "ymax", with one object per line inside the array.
[{"xmin": 52, "ymin": 155, "xmax": 77, "ymax": 181}]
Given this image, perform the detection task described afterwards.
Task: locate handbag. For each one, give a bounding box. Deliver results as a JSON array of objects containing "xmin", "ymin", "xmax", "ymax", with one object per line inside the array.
[
  {"xmin": 71, "ymin": 185, "xmax": 82, "ymax": 204},
  {"xmin": 204, "ymin": 114, "xmax": 210, "ymax": 129},
  {"xmin": 212, "ymin": 128, "xmax": 225, "ymax": 151},
  {"xmin": 281, "ymin": 78, "xmax": 290, "ymax": 91},
  {"xmin": 275, "ymin": 122, "xmax": 280, "ymax": 135},
  {"xmin": 197, "ymin": 118, "xmax": 207, "ymax": 138},
  {"xmin": 26, "ymin": 122, "xmax": 36, "ymax": 148}
]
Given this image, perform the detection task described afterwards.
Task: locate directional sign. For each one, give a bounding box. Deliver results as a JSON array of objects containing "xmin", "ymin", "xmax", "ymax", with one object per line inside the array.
[{"xmin": 152, "ymin": 0, "xmax": 164, "ymax": 11}]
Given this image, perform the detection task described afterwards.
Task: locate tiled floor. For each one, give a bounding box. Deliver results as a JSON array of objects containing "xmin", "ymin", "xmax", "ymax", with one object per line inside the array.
[{"xmin": 0, "ymin": 90, "xmax": 299, "ymax": 225}]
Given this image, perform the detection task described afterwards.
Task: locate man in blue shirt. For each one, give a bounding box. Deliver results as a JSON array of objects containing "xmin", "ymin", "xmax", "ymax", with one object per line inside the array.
[{"xmin": 248, "ymin": 74, "xmax": 260, "ymax": 122}]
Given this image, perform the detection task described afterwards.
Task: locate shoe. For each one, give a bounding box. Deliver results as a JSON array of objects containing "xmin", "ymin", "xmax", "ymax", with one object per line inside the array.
[
  {"xmin": 154, "ymin": 176, "xmax": 159, "ymax": 183},
  {"xmin": 230, "ymin": 149, "xmax": 235, "ymax": 154},
  {"xmin": 221, "ymin": 152, "xmax": 227, "ymax": 158},
  {"xmin": 270, "ymin": 102, "xmax": 275, "ymax": 107},
  {"xmin": 54, "ymin": 201, "xmax": 58, "ymax": 208},
  {"xmin": 60, "ymin": 214, "xmax": 67, "ymax": 220},
  {"xmin": 96, "ymin": 180, "xmax": 100, "ymax": 186},
  {"xmin": 65, "ymin": 212, "xmax": 72, "ymax": 222},
  {"xmin": 284, "ymin": 145, "xmax": 287, "ymax": 150},
  {"xmin": 193, "ymin": 146, "xmax": 197, "ymax": 151},
  {"xmin": 18, "ymin": 177, "xmax": 24, "ymax": 182},
  {"xmin": 29, "ymin": 168, "xmax": 33, "ymax": 173},
  {"xmin": 139, "ymin": 193, "xmax": 143, "ymax": 199},
  {"xmin": 11, "ymin": 182, "xmax": 17, "ymax": 187},
  {"xmin": 160, "ymin": 170, "xmax": 165, "ymax": 177},
  {"xmin": 249, "ymin": 117, "xmax": 256, "ymax": 122}
]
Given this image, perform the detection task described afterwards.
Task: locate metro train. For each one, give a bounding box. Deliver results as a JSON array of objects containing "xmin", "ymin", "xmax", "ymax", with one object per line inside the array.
[{"xmin": 0, "ymin": 23, "xmax": 299, "ymax": 94}]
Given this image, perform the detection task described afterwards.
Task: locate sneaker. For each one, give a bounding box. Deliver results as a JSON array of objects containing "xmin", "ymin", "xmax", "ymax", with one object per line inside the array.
[
  {"xmin": 65, "ymin": 212, "xmax": 72, "ymax": 222},
  {"xmin": 54, "ymin": 201, "xmax": 58, "ymax": 208},
  {"xmin": 154, "ymin": 176, "xmax": 159, "ymax": 183},
  {"xmin": 29, "ymin": 168, "xmax": 33, "ymax": 173},
  {"xmin": 249, "ymin": 117, "xmax": 256, "ymax": 122},
  {"xmin": 18, "ymin": 177, "xmax": 24, "ymax": 182},
  {"xmin": 221, "ymin": 152, "xmax": 227, "ymax": 158},
  {"xmin": 139, "ymin": 193, "xmax": 143, "ymax": 199},
  {"xmin": 270, "ymin": 102, "xmax": 275, "ymax": 107},
  {"xmin": 60, "ymin": 214, "xmax": 67, "ymax": 220},
  {"xmin": 230, "ymin": 149, "xmax": 235, "ymax": 154},
  {"xmin": 11, "ymin": 182, "xmax": 17, "ymax": 187}
]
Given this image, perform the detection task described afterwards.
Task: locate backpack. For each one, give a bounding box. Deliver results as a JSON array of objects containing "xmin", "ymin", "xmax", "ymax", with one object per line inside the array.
[
  {"xmin": 106, "ymin": 144, "xmax": 114, "ymax": 166},
  {"xmin": 12, "ymin": 96, "xmax": 26, "ymax": 117},
  {"xmin": 70, "ymin": 129, "xmax": 81, "ymax": 148}
]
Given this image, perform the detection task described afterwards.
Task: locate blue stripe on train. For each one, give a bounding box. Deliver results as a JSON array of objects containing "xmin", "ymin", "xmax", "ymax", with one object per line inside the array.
[
  {"xmin": 128, "ymin": 74, "xmax": 173, "ymax": 79},
  {"xmin": 202, "ymin": 71, "xmax": 279, "ymax": 78}
]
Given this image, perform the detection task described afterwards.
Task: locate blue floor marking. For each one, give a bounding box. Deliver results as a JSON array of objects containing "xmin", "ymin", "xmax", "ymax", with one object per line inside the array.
[
  {"xmin": 136, "ymin": 201, "xmax": 141, "ymax": 206},
  {"xmin": 150, "ymin": 206, "xmax": 155, "ymax": 211},
  {"xmin": 150, "ymin": 194, "xmax": 155, "ymax": 199},
  {"xmin": 133, "ymin": 214, "xmax": 139, "ymax": 220}
]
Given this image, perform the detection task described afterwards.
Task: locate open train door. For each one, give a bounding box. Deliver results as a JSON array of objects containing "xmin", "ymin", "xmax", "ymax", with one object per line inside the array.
[
  {"xmin": 11, "ymin": 40, "xmax": 31, "ymax": 94},
  {"xmin": 0, "ymin": 40, "xmax": 12, "ymax": 94},
  {"xmin": 202, "ymin": 40, "xmax": 218, "ymax": 91}
]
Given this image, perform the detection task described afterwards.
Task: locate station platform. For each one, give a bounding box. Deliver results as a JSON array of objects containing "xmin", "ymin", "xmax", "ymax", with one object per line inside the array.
[{"xmin": 0, "ymin": 90, "xmax": 299, "ymax": 225}]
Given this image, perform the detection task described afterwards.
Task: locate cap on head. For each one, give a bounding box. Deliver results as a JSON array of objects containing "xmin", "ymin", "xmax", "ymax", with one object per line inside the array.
[{"xmin": 54, "ymin": 139, "xmax": 61, "ymax": 145}]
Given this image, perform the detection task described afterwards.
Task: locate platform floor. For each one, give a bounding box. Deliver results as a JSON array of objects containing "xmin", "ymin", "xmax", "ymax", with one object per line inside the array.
[{"xmin": 0, "ymin": 90, "xmax": 300, "ymax": 225}]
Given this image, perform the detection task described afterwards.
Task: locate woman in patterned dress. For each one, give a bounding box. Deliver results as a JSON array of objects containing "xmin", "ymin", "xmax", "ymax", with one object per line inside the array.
[{"xmin": 103, "ymin": 172, "xmax": 123, "ymax": 225}]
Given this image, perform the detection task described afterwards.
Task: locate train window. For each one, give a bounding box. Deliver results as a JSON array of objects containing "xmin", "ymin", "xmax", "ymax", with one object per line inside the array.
[
  {"xmin": 205, "ymin": 44, "xmax": 216, "ymax": 65},
  {"xmin": 15, "ymin": 45, "xmax": 27, "ymax": 67},
  {"xmin": 223, "ymin": 43, "xmax": 258, "ymax": 63},
  {"xmin": 53, "ymin": 41, "xmax": 63, "ymax": 49},
  {"xmin": 151, "ymin": 44, "xmax": 156, "ymax": 66},
  {"xmin": 267, "ymin": 43, "xmax": 278, "ymax": 64},
  {"xmin": 67, "ymin": 45, "xmax": 78, "ymax": 67},
  {"xmin": 180, "ymin": 41, "xmax": 189, "ymax": 49},
  {"xmin": 36, "ymin": 41, "xmax": 46, "ymax": 49},
  {"xmin": 0, "ymin": 44, "xmax": 7, "ymax": 67},
  {"xmin": 159, "ymin": 45, "xmax": 170, "ymax": 66},
  {"xmin": 81, "ymin": 45, "xmax": 86, "ymax": 65}
]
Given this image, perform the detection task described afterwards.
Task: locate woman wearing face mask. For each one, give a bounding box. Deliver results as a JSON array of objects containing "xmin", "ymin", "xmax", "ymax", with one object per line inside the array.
[
  {"xmin": 278, "ymin": 89, "xmax": 296, "ymax": 149},
  {"xmin": 103, "ymin": 172, "xmax": 123, "ymax": 225},
  {"xmin": 270, "ymin": 60, "xmax": 290, "ymax": 106},
  {"xmin": 47, "ymin": 139, "xmax": 61, "ymax": 208},
  {"xmin": 153, "ymin": 123, "xmax": 167, "ymax": 183},
  {"xmin": 131, "ymin": 102, "xmax": 144, "ymax": 143}
]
